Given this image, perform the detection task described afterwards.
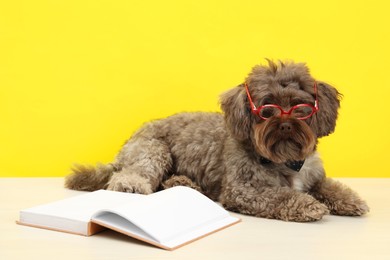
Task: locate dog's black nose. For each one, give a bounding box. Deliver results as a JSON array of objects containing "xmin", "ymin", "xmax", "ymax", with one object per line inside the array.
[{"xmin": 279, "ymin": 122, "xmax": 293, "ymax": 134}]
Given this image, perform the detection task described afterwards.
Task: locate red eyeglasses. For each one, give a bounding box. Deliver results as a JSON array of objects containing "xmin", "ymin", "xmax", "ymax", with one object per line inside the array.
[{"xmin": 244, "ymin": 82, "xmax": 319, "ymax": 120}]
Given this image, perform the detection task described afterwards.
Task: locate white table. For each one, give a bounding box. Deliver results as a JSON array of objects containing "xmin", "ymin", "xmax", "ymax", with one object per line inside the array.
[{"xmin": 1, "ymin": 178, "xmax": 389, "ymax": 260}]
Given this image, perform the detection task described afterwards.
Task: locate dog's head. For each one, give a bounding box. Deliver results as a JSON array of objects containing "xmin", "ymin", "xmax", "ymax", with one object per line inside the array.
[{"xmin": 220, "ymin": 60, "xmax": 341, "ymax": 163}]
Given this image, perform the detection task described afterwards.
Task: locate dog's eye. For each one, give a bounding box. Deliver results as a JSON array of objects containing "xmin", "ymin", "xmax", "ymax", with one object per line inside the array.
[
  {"xmin": 291, "ymin": 106, "xmax": 315, "ymax": 118},
  {"xmin": 280, "ymin": 81, "xmax": 289, "ymax": 88},
  {"xmin": 259, "ymin": 107, "xmax": 280, "ymax": 118}
]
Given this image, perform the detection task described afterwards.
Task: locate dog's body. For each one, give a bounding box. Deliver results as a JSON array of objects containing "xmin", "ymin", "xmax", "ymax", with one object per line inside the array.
[{"xmin": 66, "ymin": 61, "xmax": 369, "ymax": 222}]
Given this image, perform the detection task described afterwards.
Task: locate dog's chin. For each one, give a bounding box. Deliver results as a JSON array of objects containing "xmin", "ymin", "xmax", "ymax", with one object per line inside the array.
[
  {"xmin": 260, "ymin": 139, "xmax": 308, "ymax": 163},
  {"xmin": 253, "ymin": 118, "xmax": 317, "ymax": 164}
]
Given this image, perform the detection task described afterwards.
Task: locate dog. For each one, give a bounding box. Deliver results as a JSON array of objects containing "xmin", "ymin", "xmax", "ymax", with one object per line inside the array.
[{"xmin": 65, "ymin": 60, "xmax": 369, "ymax": 222}]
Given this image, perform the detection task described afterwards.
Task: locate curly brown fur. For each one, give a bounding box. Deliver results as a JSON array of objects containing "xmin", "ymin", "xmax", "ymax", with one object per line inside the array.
[
  {"xmin": 65, "ymin": 60, "xmax": 369, "ymax": 222},
  {"xmin": 162, "ymin": 175, "xmax": 202, "ymax": 192},
  {"xmin": 253, "ymin": 117, "xmax": 316, "ymax": 163},
  {"xmin": 65, "ymin": 163, "xmax": 115, "ymax": 191},
  {"xmin": 310, "ymin": 178, "xmax": 370, "ymax": 216}
]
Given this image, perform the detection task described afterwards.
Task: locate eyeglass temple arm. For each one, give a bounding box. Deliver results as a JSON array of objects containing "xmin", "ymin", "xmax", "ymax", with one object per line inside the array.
[
  {"xmin": 314, "ymin": 81, "xmax": 319, "ymax": 111},
  {"xmin": 244, "ymin": 83, "xmax": 258, "ymax": 111}
]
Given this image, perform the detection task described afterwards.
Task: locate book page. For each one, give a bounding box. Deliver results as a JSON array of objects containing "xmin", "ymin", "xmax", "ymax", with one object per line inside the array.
[
  {"xmin": 92, "ymin": 210, "xmax": 240, "ymax": 250},
  {"xmin": 162, "ymin": 215, "xmax": 240, "ymax": 249},
  {"xmin": 91, "ymin": 186, "xmax": 234, "ymax": 244},
  {"xmin": 19, "ymin": 190, "xmax": 144, "ymax": 235},
  {"xmin": 92, "ymin": 213, "xmax": 159, "ymax": 243}
]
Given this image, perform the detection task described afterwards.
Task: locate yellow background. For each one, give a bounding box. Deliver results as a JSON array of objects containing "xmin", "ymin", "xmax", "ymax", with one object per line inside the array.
[{"xmin": 1, "ymin": 0, "xmax": 389, "ymax": 177}]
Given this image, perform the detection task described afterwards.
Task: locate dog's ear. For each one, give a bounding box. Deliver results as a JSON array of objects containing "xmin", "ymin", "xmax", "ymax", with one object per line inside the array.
[
  {"xmin": 220, "ymin": 84, "xmax": 254, "ymax": 140},
  {"xmin": 311, "ymin": 81, "xmax": 341, "ymax": 137}
]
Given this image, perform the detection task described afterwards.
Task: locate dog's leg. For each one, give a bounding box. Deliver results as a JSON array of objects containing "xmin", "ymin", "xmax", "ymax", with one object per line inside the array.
[
  {"xmin": 162, "ymin": 175, "xmax": 203, "ymax": 192},
  {"xmin": 309, "ymin": 178, "xmax": 369, "ymax": 216},
  {"xmin": 106, "ymin": 138, "xmax": 172, "ymax": 194},
  {"xmin": 219, "ymin": 144, "xmax": 329, "ymax": 222},
  {"xmin": 220, "ymin": 184, "xmax": 329, "ymax": 222}
]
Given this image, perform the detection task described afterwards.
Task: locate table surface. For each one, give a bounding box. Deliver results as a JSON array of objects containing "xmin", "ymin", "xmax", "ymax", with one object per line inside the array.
[{"xmin": 1, "ymin": 178, "xmax": 389, "ymax": 260}]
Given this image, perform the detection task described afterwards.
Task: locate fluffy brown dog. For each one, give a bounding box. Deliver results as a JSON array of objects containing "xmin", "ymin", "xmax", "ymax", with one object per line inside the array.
[{"xmin": 65, "ymin": 60, "xmax": 369, "ymax": 222}]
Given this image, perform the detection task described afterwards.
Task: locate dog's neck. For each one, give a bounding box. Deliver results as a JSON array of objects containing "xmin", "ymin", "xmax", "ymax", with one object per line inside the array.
[
  {"xmin": 241, "ymin": 139, "xmax": 305, "ymax": 172},
  {"xmin": 260, "ymin": 156, "xmax": 305, "ymax": 172}
]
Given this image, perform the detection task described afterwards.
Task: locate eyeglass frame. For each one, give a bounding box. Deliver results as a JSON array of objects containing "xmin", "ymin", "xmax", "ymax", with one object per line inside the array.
[{"xmin": 244, "ymin": 82, "xmax": 319, "ymax": 120}]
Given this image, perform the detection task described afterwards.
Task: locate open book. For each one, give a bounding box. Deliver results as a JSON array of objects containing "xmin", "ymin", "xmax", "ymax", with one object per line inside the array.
[{"xmin": 17, "ymin": 186, "xmax": 240, "ymax": 250}]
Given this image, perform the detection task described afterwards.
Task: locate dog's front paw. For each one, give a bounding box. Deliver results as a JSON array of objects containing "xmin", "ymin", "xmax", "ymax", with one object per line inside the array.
[
  {"xmin": 327, "ymin": 198, "xmax": 370, "ymax": 216},
  {"xmin": 312, "ymin": 178, "xmax": 370, "ymax": 216},
  {"xmin": 106, "ymin": 173, "xmax": 153, "ymax": 194},
  {"xmin": 299, "ymin": 201, "xmax": 330, "ymax": 221},
  {"xmin": 162, "ymin": 175, "xmax": 202, "ymax": 192},
  {"xmin": 278, "ymin": 194, "xmax": 329, "ymax": 222}
]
